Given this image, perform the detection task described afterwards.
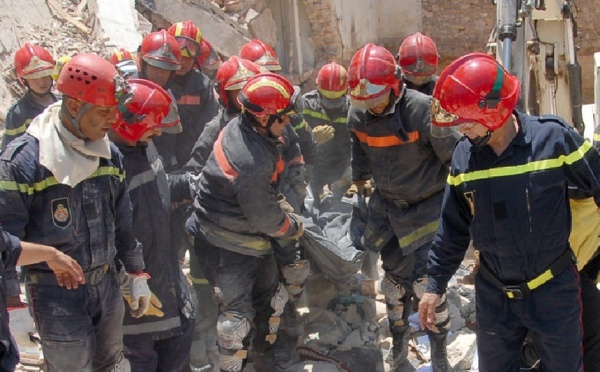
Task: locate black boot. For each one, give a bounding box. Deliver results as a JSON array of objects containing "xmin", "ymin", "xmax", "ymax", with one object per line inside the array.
[
  {"xmin": 427, "ymin": 331, "xmax": 455, "ymax": 372},
  {"xmin": 385, "ymin": 329, "xmax": 416, "ymax": 372}
]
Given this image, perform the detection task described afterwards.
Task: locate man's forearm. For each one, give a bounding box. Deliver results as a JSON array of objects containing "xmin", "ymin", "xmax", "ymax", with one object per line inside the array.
[{"xmin": 17, "ymin": 241, "xmax": 61, "ymax": 266}]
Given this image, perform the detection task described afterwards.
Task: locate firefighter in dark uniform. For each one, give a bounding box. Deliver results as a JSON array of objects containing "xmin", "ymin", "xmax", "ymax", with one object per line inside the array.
[
  {"xmin": 240, "ymin": 39, "xmax": 316, "ymax": 208},
  {"xmin": 419, "ymin": 53, "xmax": 598, "ymax": 372},
  {"xmin": 347, "ymin": 43, "xmax": 458, "ymax": 372},
  {"xmin": 301, "ymin": 62, "xmax": 352, "ymax": 205},
  {"xmin": 183, "ymin": 55, "xmax": 264, "ymax": 372},
  {"xmin": 3, "ymin": 43, "xmax": 58, "ymax": 149},
  {"xmin": 186, "ymin": 73, "xmax": 304, "ymax": 372},
  {"xmin": 167, "ymin": 20, "xmax": 219, "ymax": 169},
  {"xmin": 0, "ymin": 53, "xmax": 149, "ymax": 371},
  {"xmin": 397, "ymin": 32, "xmax": 439, "ymax": 96},
  {"xmin": 109, "ymin": 79, "xmax": 196, "ymax": 371}
]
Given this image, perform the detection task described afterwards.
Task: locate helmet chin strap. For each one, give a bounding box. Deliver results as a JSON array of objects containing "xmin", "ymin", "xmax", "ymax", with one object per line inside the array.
[
  {"xmin": 66, "ymin": 103, "xmax": 92, "ymax": 139},
  {"xmin": 467, "ymin": 130, "xmax": 493, "ymax": 147}
]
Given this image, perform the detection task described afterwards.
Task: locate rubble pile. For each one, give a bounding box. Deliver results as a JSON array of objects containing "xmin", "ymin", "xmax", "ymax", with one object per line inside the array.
[
  {"xmin": 0, "ymin": 0, "xmax": 107, "ymax": 118},
  {"xmin": 277, "ymin": 258, "xmax": 479, "ymax": 372}
]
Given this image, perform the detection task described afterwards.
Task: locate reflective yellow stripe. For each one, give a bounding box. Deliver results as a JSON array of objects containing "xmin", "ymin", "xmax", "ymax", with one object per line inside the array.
[
  {"xmin": 398, "ymin": 220, "xmax": 438, "ymax": 248},
  {"xmin": 317, "ymin": 87, "xmax": 345, "ymax": 99},
  {"xmin": 302, "ymin": 109, "xmax": 347, "ymax": 124},
  {"xmin": 526, "ymin": 269, "xmax": 554, "ymax": 290},
  {"xmin": 293, "ymin": 119, "xmax": 307, "ymax": 131},
  {"xmin": 0, "ymin": 166, "xmax": 125, "ymax": 194},
  {"xmin": 190, "ymin": 276, "xmax": 209, "ymax": 284},
  {"xmin": 594, "ymin": 133, "xmax": 600, "ymax": 143},
  {"xmin": 447, "ymin": 141, "xmax": 593, "ymax": 187},
  {"xmin": 4, "ymin": 119, "xmax": 31, "ymax": 136}
]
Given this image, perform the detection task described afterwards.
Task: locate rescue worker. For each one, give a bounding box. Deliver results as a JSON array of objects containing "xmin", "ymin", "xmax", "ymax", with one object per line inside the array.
[
  {"xmin": 185, "ymin": 56, "xmax": 265, "ymax": 173},
  {"xmin": 182, "ymin": 56, "xmax": 271, "ymax": 372},
  {"xmin": 0, "ymin": 224, "xmax": 84, "ymax": 371},
  {"xmin": 2, "ymin": 43, "xmax": 58, "ymax": 149},
  {"xmin": 0, "ymin": 53, "xmax": 150, "ymax": 371},
  {"xmin": 108, "ymin": 78, "xmax": 196, "ymax": 371},
  {"xmin": 419, "ymin": 53, "xmax": 596, "ymax": 372},
  {"xmin": 167, "ymin": 20, "xmax": 219, "ymax": 169},
  {"xmin": 396, "ymin": 32, "xmax": 439, "ymax": 96},
  {"xmin": 136, "ymin": 29, "xmax": 183, "ymax": 171},
  {"xmin": 197, "ymin": 38, "xmax": 222, "ymax": 81},
  {"xmin": 186, "ymin": 73, "xmax": 304, "ymax": 372},
  {"xmin": 346, "ymin": 43, "xmax": 458, "ymax": 372},
  {"xmin": 240, "ymin": 39, "xmax": 316, "ymax": 209},
  {"xmin": 301, "ymin": 62, "xmax": 351, "ymax": 204}
]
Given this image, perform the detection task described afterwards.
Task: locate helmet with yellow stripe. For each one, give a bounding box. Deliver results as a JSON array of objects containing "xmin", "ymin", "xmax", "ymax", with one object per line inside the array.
[
  {"xmin": 316, "ymin": 62, "xmax": 348, "ymax": 100},
  {"xmin": 109, "ymin": 48, "xmax": 135, "ymax": 65},
  {"xmin": 167, "ymin": 20, "xmax": 202, "ymax": 58},
  {"xmin": 139, "ymin": 30, "xmax": 182, "ymax": 71},
  {"xmin": 238, "ymin": 73, "xmax": 295, "ymax": 116},
  {"xmin": 216, "ymin": 56, "xmax": 265, "ymax": 110},
  {"xmin": 431, "ymin": 53, "xmax": 520, "ymax": 131}
]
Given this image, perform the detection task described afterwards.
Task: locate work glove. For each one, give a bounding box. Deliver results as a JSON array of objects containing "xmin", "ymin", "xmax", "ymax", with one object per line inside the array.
[
  {"xmin": 120, "ymin": 270, "xmax": 152, "ymax": 318},
  {"xmin": 345, "ymin": 180, "xmax": 373, "ymax": 198},
  {"xmin": 312, "ymin": 125, "xmax": 335, "ymax": 145},
  {"xmin": 277, "ymin": 193, "xmax": 295, "ymax": 213},
  {"xmin": 288, "ymin": 213, "xmax": 305, "ymax": 240}
]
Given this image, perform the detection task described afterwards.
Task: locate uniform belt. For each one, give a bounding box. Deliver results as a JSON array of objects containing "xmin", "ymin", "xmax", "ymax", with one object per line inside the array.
[
  {"xmin": 479, "ymin": 250, "xmax": 575, "ymax": 299},
  {"xmin": 385, "ymin": 188, "xmax": 443, "ymax": 209},
  {"xmin": 28, "ymin": 263, "xmax": 112, "ymax": 286}
]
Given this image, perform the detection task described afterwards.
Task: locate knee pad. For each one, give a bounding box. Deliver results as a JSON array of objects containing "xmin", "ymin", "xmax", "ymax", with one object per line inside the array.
[
  {"xmin": 412, "ymin": 276, "xmax": 427, "ymax": 301},
  {"xmin": 217, "ymin": 313, "xmax": 251, "ymax": 351},
  {"xmin": 281, "ymin": 259, "xmax": 310, "ymax": 297},
  {"xmin": 266, "ymin": 283, "xmax": 289, "ymax": 344},
  {"xmin": 381, "ymin": 275, "xmax": 409, "ymax": 328}
]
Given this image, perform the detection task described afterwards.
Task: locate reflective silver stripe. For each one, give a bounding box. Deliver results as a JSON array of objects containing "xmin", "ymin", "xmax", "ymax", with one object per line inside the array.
[
  {"xmin": 122, "ymin": 315, "xmax": 181, "ymax": 335},
  {"xmin": 127, "ymin": 169, "xmax": 156, "ymax": 192}
]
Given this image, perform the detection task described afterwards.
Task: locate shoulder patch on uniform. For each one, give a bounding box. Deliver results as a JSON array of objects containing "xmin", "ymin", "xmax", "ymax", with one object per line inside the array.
[
  {"xmin": 51, "ymin": 197, "xmax": 72, "ymax": 228},
  {"xmin": 0, "ymin": 140, "xmax": 28, "ymax": 162}
]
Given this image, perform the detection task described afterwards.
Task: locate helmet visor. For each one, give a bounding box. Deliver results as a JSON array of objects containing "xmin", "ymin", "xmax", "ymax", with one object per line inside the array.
[
  {"xmin": 177, "ymin": 37, "xmax": 200, "ymax": 58},
  {"xmin": 349, "ymin": 88, "xmax": 391, "ymax": 110}
]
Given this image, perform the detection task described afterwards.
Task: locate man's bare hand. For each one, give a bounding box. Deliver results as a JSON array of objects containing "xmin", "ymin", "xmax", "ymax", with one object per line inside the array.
[
  {"xmin": 46, "ymin": 252, "xmax": 85, "ymax": 289},
  {"xmin": 418, "ymin": 292, "xmax": 442, "ymax": 332}
]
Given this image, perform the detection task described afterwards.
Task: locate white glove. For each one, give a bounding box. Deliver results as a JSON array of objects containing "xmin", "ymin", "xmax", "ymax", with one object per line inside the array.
[{"xmin": 120, "ymin": 270, "xmax": 151, "ymax": 318}]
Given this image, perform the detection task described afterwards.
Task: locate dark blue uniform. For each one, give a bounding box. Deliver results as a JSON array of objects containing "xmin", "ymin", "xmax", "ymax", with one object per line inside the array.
[
  {"xmin": 427, "ymin": 112, "xmax": 599, "ymax": 371},
  {"xmin": 116, "ymin": 141, "xmax": 195, "ymax": 371},
  {"xmin": 0, "ymin": 226, "xmax": 21, "ymax": 371},
  {"xmin": 1, "ymin": 91, "xmax": 58, "ymax": 150}
]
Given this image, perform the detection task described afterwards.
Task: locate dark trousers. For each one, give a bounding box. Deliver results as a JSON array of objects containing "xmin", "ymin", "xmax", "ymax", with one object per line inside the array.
[
  {"xmin": 124, "ymin": 315, "xmax": 194, "ymax": 372},
  {"xmin": 28, "ymin": 271, "xmax": 125, "ymax": 372},
  {"xmin": 193, "ymin": 235, "xmax": 280, "ymax": 353},
  {"xmin": 476, "ymin": 266, "xmax": 583, "ymax": 372}
]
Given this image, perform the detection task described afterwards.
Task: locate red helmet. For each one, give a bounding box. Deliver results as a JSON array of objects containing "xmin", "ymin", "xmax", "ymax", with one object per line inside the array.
[
  {"xmin": 56, "ymin": 53, "xmax": 121, "ymax": 107},
  {"xmin": 239, "ymin": 39, "xmax": 281, "ymax": 71},
  {"xmin": 431, "ymin": 53, "xmax": 521, "ymax": 131},
  {"xmin": 397, "ymin": 32, "xmax": 438, "ymax": 76},
  {"xmin": 197, "ymin": 38, "xmax": 222, "ymax": 70},
  {"xmin": 238, "ymin": 73, "xmax": 295, "ymax": 116},
  {"xmin": 316, "ymin": 62, "xmax": 348, "ymax": 99},
  {"xmin": 113, "ymin": 78, "xmax": 177, "ymax": 142},
  {"xmin": 347, "ymin": 43, "xmax": 400, "ymax": 110},
  {"xmin": 14, "ymin": 43, "xmax": 55, "ymax": 83},
  {"xmin": 109, "ymin": 48, "xmax": 135, "ymax": 65},
  {"xmin": 139, "ymin": 30, "xmax": 182, "ymax": 71},
  {"xmin": 167, "ymin": 20, "xmax": 202, "ymax": 58},
  {"xmin": 216, "ymin": 56, "xmax": 264, "ymax": 110}
]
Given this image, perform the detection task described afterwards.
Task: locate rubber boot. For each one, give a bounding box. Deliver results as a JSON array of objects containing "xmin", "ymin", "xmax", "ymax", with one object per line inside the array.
[
  {"xmin": 385, "ymin": 329, "xmax": 416, "ymax": 372},
  {"xmin": 427, "ymin": 331, "xmax": 455, "ymax": 372}
]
